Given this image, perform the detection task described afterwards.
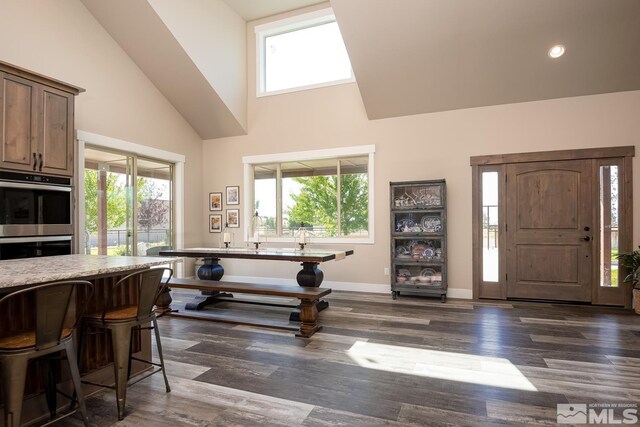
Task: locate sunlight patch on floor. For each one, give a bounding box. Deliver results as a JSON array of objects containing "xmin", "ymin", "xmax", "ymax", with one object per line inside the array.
[{"xmin": 346, "ymin": 341, "xmax": 537, "ymax": 392}]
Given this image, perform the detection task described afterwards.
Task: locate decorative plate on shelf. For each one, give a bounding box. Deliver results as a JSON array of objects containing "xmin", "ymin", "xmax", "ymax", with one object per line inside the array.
[
  {"xmin": 395, "ymin": 245, "xmax": 410, "ymax": 257},
  {"xmin": 424, "ymin": 247, "xmax": 436, "ymax": 258},
  {"xmin": 421, "ymin": 216, "xmax": 442, "ymax": 233},
  {"xmin": 419, "ymin": 268, "xmax": 437, "ymax": 278},
  {"xmin": 409, "ymin": 243, "xmax": 425, "ymax": 257},
  {"xmin": 397, "ymin": 268, "xmax": 412, "ymax": 278},
  {"xmin": 396, "ymin": 218, "xmax": 416, "ymax": 232}
]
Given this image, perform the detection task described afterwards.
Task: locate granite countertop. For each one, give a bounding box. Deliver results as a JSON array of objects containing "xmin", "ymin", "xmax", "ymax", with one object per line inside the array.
[{"xmin": 0, "ymin": 254, "xmax": 178, "ymax": 290}]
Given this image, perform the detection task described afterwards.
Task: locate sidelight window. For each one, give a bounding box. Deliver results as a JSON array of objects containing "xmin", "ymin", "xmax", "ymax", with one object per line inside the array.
[
  {"xmin": 599, "ymin": 164, "xmax": 619, "ymax": 287},
  {"xmin": 472, "ymin": 163, "xmax": 505, "ymax": 299},
  {"xmin": 482, "ymin": 171, "xmax": 500, "ymax": 283}
]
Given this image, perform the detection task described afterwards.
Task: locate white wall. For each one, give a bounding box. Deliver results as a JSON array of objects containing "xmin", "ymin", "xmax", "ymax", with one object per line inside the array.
[
  {"xmin": 0, "ymin": 0, "xmax": 204, "ymax": 251},
  {"xmin": 148, "ymin": 0, "xmax": 247, "ymax": 130},
  {"xmin": 201, "ymin": 7, "xmax": 640, "ymax": 297}
]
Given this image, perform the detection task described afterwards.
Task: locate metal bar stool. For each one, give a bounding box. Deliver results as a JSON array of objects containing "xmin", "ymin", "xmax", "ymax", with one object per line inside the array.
[
  {"xmin": 79, "ymin": 268, "xmax": 172, "ymax": 420},
  {"xmin": 0, "ymin": 280, "xmax": 94, "ymax": 427}
]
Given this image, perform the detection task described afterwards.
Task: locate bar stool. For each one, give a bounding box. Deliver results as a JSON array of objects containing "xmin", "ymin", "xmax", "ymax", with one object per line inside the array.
[
  {"xmin": 0, "ymin": 281, "xmax": 94, "ymax": 427},
  {"xmin": 79, "ymin": 268, "xmax": 172, "ymax": 420}
]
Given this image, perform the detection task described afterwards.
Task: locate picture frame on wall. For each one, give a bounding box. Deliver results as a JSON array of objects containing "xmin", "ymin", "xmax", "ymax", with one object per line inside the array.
[
  {"xmin": 226, "ymin": 185, "xmax": 239, "ymax": 205},
  {"xmin": 226, "ymin": 209, "xmax": 240, "ymax": 228},
  {"xmin": 209, "ymin": 214, "xmax": 222, "ymax": 233},
  {"xmin": 209, "ymin": 192, "xmax": 222, "ymax": 211}
]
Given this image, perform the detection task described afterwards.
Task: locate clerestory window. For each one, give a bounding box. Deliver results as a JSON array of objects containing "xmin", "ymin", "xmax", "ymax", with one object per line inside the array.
[{"xmin": 255, "ymin": 8, "xmax": 354, "ymax": 96}]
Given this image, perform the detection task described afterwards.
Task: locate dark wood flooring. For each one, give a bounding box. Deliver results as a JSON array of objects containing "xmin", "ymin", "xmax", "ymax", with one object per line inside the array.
[{"xmin": 57, "ymin": 290, "xmax": 640, "ymax": 426}]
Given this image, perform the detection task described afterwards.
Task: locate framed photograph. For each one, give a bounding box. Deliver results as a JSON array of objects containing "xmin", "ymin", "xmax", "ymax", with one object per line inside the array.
[
  {"xmin": 226, "ymin": 185, "xmax": 239, "ymax": 205},
  {"xmin": 209, "ymin": 192, "xmax": 222, "ymax": 211},
  {"xmin": 209, "ymin": 214, "xmax": 222, "ymax": 233},
  {"xmin": 226, "ymin": 209, "xmax": 240, "ymax": 228}
]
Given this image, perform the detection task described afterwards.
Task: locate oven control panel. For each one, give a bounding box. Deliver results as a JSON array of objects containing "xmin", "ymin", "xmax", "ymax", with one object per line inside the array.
[{"xmin": 0, "ymin": 171, "xmax": 71, "ymax": 186}]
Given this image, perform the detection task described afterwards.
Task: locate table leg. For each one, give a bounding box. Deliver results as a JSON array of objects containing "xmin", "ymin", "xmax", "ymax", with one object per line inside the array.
[
  {"xmin": 184, "ymin": 258, "xmax": 233, "ymax": 311},
  {"xmin": 296, "ymin": 299, "xmax": 321, "ymax": 338},
  {"xmin": 155, "ymin": 286, "xmax": 173, "ymax": 315},
  {"xmin": 197, "ymin": 258, "xmax": 224, "ymax": 280},
  {"xmin": 290, "ymin": 262, "xmax": 329, "ymax": 321}
]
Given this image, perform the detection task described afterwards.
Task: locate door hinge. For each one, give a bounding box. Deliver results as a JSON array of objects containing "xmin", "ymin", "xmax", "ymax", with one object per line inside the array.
[
  {"xmin": 505, "ymin": 223, "xmax": 508, "ymax": 232},
  {"xmin": 506, "ymin": 273, "xmax": 508, "ymax": 281},
  {"xmin": 505, "ymin": 174, "xmax": 507, "ymax": 182}
]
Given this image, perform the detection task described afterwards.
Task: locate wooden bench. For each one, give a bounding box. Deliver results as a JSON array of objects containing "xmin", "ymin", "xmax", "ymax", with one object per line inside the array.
[{"xmin": 167, "ymin": 278, "xmax": 331, "ymax": 338}]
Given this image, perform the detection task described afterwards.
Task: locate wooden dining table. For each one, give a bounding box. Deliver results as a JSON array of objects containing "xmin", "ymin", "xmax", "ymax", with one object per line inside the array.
[{"xmin": 159, "ymin": 247, "xmax": 354, "ymax": 318}]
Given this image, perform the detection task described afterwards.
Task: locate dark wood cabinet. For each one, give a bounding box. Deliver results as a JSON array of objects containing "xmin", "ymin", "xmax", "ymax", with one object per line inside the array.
[
  {"xmin": 0, "ymin": 62, "xmax": 83, "ymax": 176},
  {"xmin": 390, "ymin": 179, "xmax": 447, "ymax": 302},
  {"xmin": 0, "ymin": 72, "xmax": 38, "ymax": 172}
]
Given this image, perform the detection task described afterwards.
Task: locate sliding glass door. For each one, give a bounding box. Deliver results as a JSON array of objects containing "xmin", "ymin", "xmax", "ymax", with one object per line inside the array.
[
  {"xmin": 83, "ymin": 146, "xmax": 174, "ymax": 256},
  {"xmin": 136, "ymin": 157, "xmax": 173, "ymax": 255}
]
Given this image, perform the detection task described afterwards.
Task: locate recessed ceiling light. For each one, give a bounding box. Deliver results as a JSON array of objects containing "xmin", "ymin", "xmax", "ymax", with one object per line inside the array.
[{"xmin": 548, "ymin": 44, "xmax": 565, "ymax": 59}]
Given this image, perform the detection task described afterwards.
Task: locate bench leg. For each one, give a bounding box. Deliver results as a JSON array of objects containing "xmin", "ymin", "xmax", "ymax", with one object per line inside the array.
[
  {"xmin": 289, "ymin": 299, "xmax": 328, "ymax": 322},
  {"xmin": 185, "ymin": 292, "xmax": 233, "ymax": 311},
  {"xmin": 296, "ymin": 299, "xmax": 321, "ymax": 338}
]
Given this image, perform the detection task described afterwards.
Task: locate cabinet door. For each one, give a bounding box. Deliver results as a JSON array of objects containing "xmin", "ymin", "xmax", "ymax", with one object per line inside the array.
[
  {"xmin": 38, "ymin": 86, "xmax": 74, "ymax": 176},
  {"xmin": 0, "ymin": 72, "xmax": 38, "ymax": 172}
]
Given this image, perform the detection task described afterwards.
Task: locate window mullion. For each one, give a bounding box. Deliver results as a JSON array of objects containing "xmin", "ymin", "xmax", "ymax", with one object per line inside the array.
[
  {"xmin": 336, "ymin": 159, "xmax": 341, "ymax": 237},
  {"xmin": 276, "ymin": 164, "xmax": 282, "ymax": 237},
  {"xmin": 130, "ymin": 155, "xmax": 138, "ymax": 256}
]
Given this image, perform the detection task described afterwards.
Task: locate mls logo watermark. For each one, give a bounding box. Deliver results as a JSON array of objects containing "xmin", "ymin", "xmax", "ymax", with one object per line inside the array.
[
  {"xmin": 558, "ymin": 404, "xmax": 588, "ymax": 424},
  {"xmin": 558, "ymin": 403, "xmax": 639, "ymax": 424}
]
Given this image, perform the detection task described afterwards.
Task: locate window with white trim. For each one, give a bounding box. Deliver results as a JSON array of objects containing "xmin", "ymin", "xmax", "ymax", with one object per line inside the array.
[
  {"xmin": 244, "ymin": 145, "xmax": 375, "ymax": 244},
  {"xmin": 255, "ymin": 8, "xmax": 354, "ymax": 96}
]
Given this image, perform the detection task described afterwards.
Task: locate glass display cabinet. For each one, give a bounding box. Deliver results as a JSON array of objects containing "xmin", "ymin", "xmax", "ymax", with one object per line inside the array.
[{"xmin": 390, "ymin": 179, "xmax": 447, "ymax": 302}]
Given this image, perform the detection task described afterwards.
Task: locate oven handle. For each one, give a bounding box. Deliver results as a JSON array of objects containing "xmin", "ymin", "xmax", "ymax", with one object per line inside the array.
[
  {"xmin": 0, "ymin": 236, "xmax": 72, "ymax": 243},
  {"xmin": 0, "ymin": 182, "xmax": 72, "ymax": 192}
]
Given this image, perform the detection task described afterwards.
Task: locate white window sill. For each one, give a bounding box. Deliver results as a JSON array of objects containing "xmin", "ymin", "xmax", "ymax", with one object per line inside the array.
[
  {"xmin": 245, "ymin": 237, "xmax": 373, "ymax": 245},
  {"xmin": 257, "ymin": 78, "xmax": 356, "ymax": 98}
]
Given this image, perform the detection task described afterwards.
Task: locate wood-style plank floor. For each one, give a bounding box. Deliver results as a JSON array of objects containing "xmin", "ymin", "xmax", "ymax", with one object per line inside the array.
[{"xmin": 58, "ymin": 290, "xmax": 640, "ymax": 426}]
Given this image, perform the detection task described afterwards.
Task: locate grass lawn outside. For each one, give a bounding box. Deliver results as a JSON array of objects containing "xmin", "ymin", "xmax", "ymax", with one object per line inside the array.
[{"xmin": 89, "ymin": 246, "xmax": 126, "ymax": 256}]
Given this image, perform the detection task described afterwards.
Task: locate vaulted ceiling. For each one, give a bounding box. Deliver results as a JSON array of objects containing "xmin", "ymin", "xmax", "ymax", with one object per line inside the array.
[
  {"xmin": 332, "ymin": 0, "xmax": 640, "ymax": 119},
  {"xmin": 82, "ymin": 0, "xmax": 248, "ymax": 140},
  {"xmin": 83, "ymin": 0, "xmax": 640, "ymax": 137}
]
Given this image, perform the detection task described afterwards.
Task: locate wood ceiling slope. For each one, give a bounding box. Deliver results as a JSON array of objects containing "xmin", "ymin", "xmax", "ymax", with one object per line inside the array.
[
  {"xmin": 81, "ymin": 0, "xmax": 246, "ymax": 139},
  {"xmin": 331, "ymin": 0, "xmax": 640, "ymax": 120}
]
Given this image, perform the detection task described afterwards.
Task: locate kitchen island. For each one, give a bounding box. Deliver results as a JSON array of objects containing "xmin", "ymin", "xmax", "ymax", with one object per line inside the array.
[
  {"xmin": 0, "ymin": 254, "xmax": 173, "ymax": 289},
  {"xmin": 0, "ymin": 254, "xmax": 175, "ymax": 424}
]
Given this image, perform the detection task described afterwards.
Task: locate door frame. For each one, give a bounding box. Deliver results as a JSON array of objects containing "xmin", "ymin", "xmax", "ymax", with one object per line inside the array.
[{"xmin": 470, "ymin": 146, "xmax": 635, "ymax": 307}]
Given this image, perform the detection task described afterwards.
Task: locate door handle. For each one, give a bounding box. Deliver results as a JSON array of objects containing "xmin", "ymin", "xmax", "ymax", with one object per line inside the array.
[
  {"xmin": 583, "ymin": 236, "xmax": 591, "ymax": 242},
  {"xmin": 38, "ymin": 153, "xmax": 43, "ymax": 171},
  {"xmin": 32, "ymin": 152, "xmax": 37, "ymax": 170}
]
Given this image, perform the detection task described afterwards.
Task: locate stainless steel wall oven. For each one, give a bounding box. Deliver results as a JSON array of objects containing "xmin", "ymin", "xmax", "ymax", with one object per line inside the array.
[{"xmin": 0, "ymin": 171, "xmax": 73, "ymax": 260}]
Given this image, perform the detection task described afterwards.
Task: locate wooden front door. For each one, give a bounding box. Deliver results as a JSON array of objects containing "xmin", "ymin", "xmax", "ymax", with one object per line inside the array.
[{"xmin": 506, "ymin": 160, "xmax": 593, "ymax": 301}]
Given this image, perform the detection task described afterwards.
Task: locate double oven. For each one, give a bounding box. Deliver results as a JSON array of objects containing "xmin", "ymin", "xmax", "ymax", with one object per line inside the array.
[{"xmin": 0, "ymin": 171, "xmax": 73, "ymax": 260}]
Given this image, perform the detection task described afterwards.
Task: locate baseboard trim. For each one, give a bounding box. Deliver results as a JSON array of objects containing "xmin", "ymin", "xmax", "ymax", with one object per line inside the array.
[{"xmin": 222, "ymin": 275, "xmax": 473, "ymax": 299}]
